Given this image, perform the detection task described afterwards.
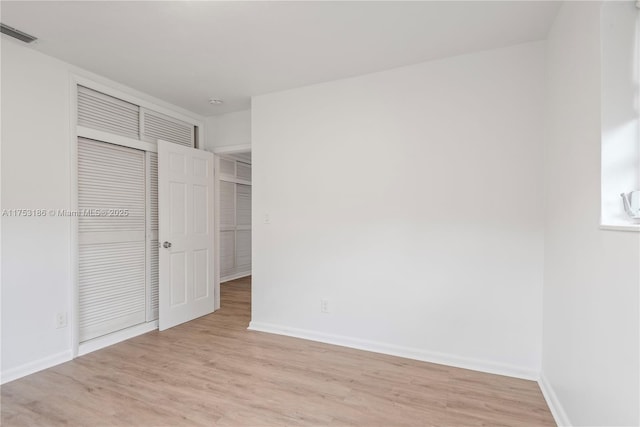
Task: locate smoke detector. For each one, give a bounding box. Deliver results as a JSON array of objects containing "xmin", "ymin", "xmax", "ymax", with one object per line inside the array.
[{"xmin": 209, "ymin": 98, "xmax": 224, "ymax": 105}]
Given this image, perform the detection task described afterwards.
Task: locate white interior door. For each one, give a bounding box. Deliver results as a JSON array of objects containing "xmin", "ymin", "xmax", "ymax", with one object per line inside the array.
[{"xmin": 158, "ymin": 140, "xmax": 215, "ymax": 331}]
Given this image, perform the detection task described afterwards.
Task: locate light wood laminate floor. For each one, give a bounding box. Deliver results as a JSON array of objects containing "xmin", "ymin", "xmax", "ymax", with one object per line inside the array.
[{"xmin": 1, "ymin": 277, "xmax": 555, "ymax": 426}]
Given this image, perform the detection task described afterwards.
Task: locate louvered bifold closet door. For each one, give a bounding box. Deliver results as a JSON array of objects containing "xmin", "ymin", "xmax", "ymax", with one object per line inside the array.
[
  {"xmin": 236, "ymin": 184, "xmax": 251, "ymax": 227},
  {"xmin": 146, "ymin": 152, "xmax": 159, "ymax": 321},
  {"xmin": 78, "ymin": 138, "xmax": 146, "ymax": 342},
  {"xmin": 220, "ymin": 181, "xmax": 236, "ymax": 278},
  {"xmin": 236, "ymin": 185, "xmax": 252, "ymax": 272},
  {"xmin": 141, "ymin": 108, "xmax": 194, "ymax": 147},
  {"xmin": 77, "ymin": 86, "xmax": 140, "ymax": 139}
]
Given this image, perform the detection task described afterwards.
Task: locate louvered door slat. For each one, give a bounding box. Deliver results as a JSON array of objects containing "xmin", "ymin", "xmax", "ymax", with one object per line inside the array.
[
  {"xmin": 149, "ymin": 153, "xmax": 159, "ymax": 230},
  {"xmin": 236, "ymin": 184, "xmax": 251, "ymax": 227},
  {"xmin": 78, "ymin": 138, "xmax": 147, "ymax": 342},
  {"xmin": 77, "ymin": 109, "xmax": 139, "ymax": 134},
  {"xmin": 236, "ymin": 230, "xmax": 251, "ymax": 270},
  {"xmin": 78, "ymin": 86, "xmax": 140, "ymax": 139},
  {"xmin": 220, "ymin": 230, "xmax": 235, "ymax": 277},
  {"xmin": 142, "ymin": 109, "xmax": 194, "ymax": 147},
  {"xmin": 78, "ymin": 241, "xmax": 146, "ymax": 341},
  {"xmin": 147, "ymin": 151, "xmax": 159, "ymax": 320},
  {"xmin": 78, "ymin": 139, "xmax": 146, "ymax": 235},
  {"xmin": 149, "ymin": 239, "xmax": 159, "ymax": 319},
  {"xmin": 220, "ymin": 181, "xmax": 235, "ymax": 228}
]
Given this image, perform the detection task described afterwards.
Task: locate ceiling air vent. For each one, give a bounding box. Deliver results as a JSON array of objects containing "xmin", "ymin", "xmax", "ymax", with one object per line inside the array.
[{"xmin": 0, "ymin": 23, "xmax": 37, "ymax": 43}]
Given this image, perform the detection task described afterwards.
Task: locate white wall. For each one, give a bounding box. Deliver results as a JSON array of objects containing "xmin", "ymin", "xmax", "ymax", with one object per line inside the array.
[
  {"xmin": 542, "ymin": 2, "xmax": 640, "ymax": 425},
  {"xmin": 2, "ymin": 38, "xmax": 74, "ymax": 379},
  {"xmin": 0, "ymin": 38, "xmax": 203, "ymax": 382},
  {"xmin": 204, "ymin": 110, "xmax": 251, "ymax": 151},
  {"xmin": 251, "ymin": 41, "xmax": 546, "ymax": 378}
]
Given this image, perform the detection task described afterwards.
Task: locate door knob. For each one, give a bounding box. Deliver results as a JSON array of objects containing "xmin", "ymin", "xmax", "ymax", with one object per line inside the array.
[{"xmin": 163, "ymin": 241, "xmax": 172, "ymax": 249}]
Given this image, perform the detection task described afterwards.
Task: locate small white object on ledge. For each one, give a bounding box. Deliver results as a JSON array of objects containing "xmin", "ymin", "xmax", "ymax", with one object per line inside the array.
[{"xmin": 621, "ymin": 190, "xmax": 640, "ymax": 219}]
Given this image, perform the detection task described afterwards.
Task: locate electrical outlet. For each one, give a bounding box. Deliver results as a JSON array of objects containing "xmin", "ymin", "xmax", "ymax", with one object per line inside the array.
[
  {"xmin": 264, "ymin": 213, "xmax": 271, "ymax": 224},
  {"xmin": 56, "ymin": 312, "xmax": 67, "ymax": 329},
  {"xmin": 321, "ymin": 299, "xmax": 329, "ymax": 314}
]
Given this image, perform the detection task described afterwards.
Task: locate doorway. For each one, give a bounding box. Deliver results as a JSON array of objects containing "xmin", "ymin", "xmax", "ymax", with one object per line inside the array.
[{"xmin": 216, "ymin": 151, "xmax": 252, "ymax": 284}]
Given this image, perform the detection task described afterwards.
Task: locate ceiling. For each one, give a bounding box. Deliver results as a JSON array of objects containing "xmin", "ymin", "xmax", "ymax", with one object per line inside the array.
[{"xmin": 1, "ymin": 1, "xmax": 561, "ymax": 116}]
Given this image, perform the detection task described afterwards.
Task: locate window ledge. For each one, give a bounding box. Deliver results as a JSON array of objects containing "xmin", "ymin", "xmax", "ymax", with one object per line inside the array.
[{"xmin": 600, "ymin": 223, "xmax": 640, "ymax": 232}]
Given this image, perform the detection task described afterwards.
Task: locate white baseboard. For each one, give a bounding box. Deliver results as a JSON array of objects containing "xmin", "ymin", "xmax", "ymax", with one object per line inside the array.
[
  {"xmin": 1, "ymin": 350, "xmax": 73, "ymax": 385},
  {"xmin": 1, "ymin": 321, "xmax": 159, "ymax": 385},
  {"xmin": 539, "ymin": 372, "xmax": 572, "ymax": 426},
  {"xmin": 221, "ymin": 271, "xmax": 251, "ymax": 283},
  {"xmin": 78, "ymin": 320, "xmax": 158, "ymax": 356},
  {"xmin": 248, "ymin": 321, "xmax": 539, "ymax": 381}
]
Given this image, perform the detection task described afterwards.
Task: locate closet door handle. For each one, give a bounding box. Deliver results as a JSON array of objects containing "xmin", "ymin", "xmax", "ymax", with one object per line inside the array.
[{"xmin": 163, "ymin": 241, "xmax": 172, "ymax": 249}]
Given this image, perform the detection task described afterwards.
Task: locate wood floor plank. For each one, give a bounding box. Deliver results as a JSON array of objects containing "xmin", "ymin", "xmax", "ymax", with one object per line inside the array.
[{"xmin": 1, "ymin": 277, "xmax": 555, "ymax": 426}]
